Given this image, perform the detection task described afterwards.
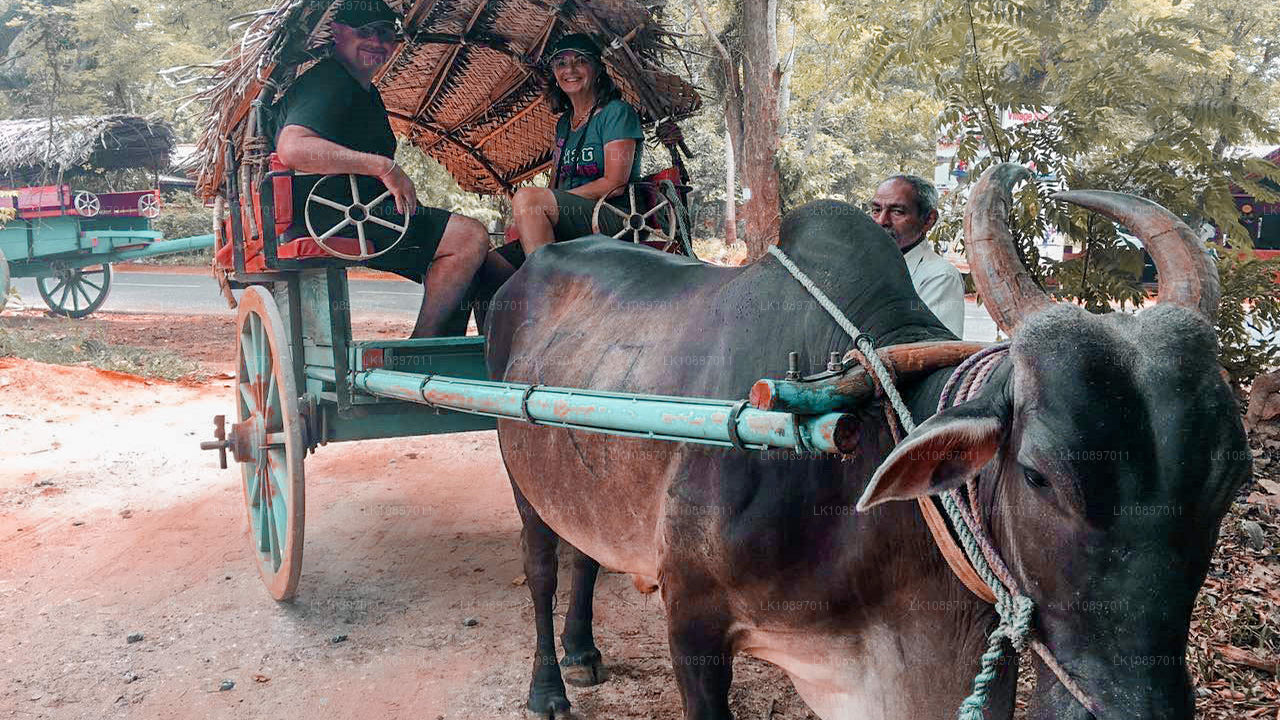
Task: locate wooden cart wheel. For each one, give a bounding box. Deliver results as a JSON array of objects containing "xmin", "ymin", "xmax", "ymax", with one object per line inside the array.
[
  {"xmin": 74, "ymin": 191, "xmax": 100, "ymax": 217},
  {"xmin": 137, "ymin": 193, "xmax": 161, "ymax": 218},
  {"xmin": 234, "ymin": 286, "xmax": 306, "ymax": 601},
  {"xmin": 591, "ymin": 184, "xmax": 680, "ymax": 252},
  {"xmin": 0, "ymin": 247, "xmax": 9, "ymax": 314},
  {"xmin": 36, "ymin": 263, "xmax": 112, "ymax": 318},
  {"xmin": 304, "ymin": 174, "xmax": 409, "ymax": 260}
]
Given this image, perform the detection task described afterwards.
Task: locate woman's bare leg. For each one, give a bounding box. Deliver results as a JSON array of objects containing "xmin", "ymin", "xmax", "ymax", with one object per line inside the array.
[{"xmin": 512, "ymin": 187, "xmax": 559, "ymax": 255}]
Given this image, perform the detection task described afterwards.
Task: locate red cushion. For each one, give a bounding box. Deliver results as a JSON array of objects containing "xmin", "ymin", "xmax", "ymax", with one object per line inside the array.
[{"xmin": 277, "ymin": 236, "xmax": 365, "ymax": 259}]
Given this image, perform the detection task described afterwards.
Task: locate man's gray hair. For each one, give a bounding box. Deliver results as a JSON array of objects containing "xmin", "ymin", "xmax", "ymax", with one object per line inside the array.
[{"xmin": 885, "ymin": 174, "xmax": 938, "ymax": 218}]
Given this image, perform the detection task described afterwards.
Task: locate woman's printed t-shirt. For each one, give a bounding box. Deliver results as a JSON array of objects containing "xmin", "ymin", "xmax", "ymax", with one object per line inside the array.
[{"xmin": 554, "ymin": 99, "xmax": 644, "ymax": 190}]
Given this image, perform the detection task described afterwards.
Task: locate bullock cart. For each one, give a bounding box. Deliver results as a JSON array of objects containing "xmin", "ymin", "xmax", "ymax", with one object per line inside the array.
[
  {"xmin": 0, "ymin": 115, "xmax": 215, "ymax": 317},
  {"xmin": 189, "ymin": 0, "xmax": 715, "ymax": 599},
  {"xmin": 188, "ymin": 7, "xmax": 1252, "ymax": 718}
]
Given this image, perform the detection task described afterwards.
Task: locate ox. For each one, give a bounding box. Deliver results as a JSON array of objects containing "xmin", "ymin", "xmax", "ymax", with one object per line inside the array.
[{"xmin": 484, "ymin": 164, "xmax": 1251, "ymax": 720}]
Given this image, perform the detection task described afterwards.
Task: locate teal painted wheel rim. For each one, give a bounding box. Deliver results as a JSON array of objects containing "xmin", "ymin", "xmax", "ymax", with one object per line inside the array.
[
  {"xmin": 235, "ymin": 286, "xmax": 305, "ymax": 601},
  {"xmin": 36, "ymin": 263, "xmax": 112, "ymax": 318}
]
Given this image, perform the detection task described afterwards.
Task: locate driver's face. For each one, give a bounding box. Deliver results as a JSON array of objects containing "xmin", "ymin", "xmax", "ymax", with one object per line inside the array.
[{"xmin": 333, "ymin": 21, "xmax": 400, "ymax": 74}]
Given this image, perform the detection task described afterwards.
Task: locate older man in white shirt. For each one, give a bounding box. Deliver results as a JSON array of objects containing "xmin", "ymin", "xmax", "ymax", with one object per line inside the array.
[{"xmin": 869, "ymin": 175, "xmax": 965, "ymax": 337}]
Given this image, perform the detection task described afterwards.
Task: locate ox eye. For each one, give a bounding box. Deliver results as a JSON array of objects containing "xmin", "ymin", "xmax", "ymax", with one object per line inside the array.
[{"xmin": 1023, "ymin": 467, "xmax": 1049, "ymax": 488}]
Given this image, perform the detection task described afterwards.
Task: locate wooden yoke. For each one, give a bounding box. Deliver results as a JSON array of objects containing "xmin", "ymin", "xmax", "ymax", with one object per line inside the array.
[{"xmin": 750, "ymin": 341, "xmax": 989, "ymax": 414}]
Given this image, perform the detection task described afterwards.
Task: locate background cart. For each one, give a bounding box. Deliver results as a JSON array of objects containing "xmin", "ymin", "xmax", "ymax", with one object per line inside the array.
[{"xmin": 0, "ymin": 115, "xmax": 215, "ymax": 317}]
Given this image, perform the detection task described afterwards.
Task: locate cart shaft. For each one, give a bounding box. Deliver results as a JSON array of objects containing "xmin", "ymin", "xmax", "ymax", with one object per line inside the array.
[{"xmin": 352, "ymin": 369, "xmax": 856, "ymax": 454}]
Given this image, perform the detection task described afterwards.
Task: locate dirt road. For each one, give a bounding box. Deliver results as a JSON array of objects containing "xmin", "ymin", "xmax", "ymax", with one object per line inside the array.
[
  {"xmin": 0, "ymin": 312, "xmax": 811, "ymax": 720},
  {"xmin": 1, "ymin": 310, "xmax": 1275, "ymax": 720}
]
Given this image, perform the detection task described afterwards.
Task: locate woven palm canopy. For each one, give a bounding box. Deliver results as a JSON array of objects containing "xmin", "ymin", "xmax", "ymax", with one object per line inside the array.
[
  {"xmin": 187, "ymin": 0, "xmax": 701, "ymax": 199},
  {"xmin": 0, "ymin": 115, "xmax": 175, "ymax": 186}
]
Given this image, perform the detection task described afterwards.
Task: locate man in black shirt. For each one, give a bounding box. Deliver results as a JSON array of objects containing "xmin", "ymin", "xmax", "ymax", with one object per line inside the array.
[{"xmin": 275, "ymin": 0, "xmax": 488, "ymax": 337}]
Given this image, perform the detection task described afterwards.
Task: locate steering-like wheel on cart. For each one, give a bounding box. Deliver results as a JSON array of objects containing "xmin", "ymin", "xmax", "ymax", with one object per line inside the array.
[
  {"xmin": 74, "ymin": 191, "xmax": 100, "ymax": 217},
  {"xmin": 592, "ymin": 183, "xmax": 681, "ymax": 252},
  {"xmin": 137, "ymin": 193, "xmax": 161, "ymax": 218},
  {"xmin": 304, "ymin": 174, "xmax": 409, "ymax": 260}
]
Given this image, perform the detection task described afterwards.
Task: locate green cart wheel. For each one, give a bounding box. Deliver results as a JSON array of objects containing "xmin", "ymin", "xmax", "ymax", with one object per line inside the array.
[
  {"xmin": 36, "ymin": 263, "xmax": 112, "ymax": 318},
  {"xmin": 0, "ymin": 247, "xmax": 9, "ymax": 314},
  {"xmin": 235, "ymin": 286, "xmax": 306, "ymax": 601}
]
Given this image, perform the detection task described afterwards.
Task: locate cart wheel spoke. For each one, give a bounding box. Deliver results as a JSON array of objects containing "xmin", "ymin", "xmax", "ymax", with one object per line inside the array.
[
  {"xmin": 45, "ymin": 277, "xmax": 67, "ymax": 301},
  {"xmin": 642, "ymin": 201, "xmax": 668, "ymax": 221},
  {"xmin": 317, "ymin": 218, "xmax": 351, "ymax": 240},
  {"xmin": 599, "ymin": 202, "xmax": 630, "ymax": 220},
  {"xmin": 367, "ymin": 215, "xmax": 405, "ymax": 232},
  {"xmin": 58, "ymin": 282, "xmax": 73, "ymax": 312},
  {"xmin": 349, "ymin": 174, "xmax": 362, "ymax": 205},
  {"xmin": 356, "ymin": 221, "xmax": 369, "ymax": 257},
  {"xmin": 310, "ymin": 195, "xmax": 348, "ymax": 212},
  {"xmin": 367, "ymin": 190, "xmax": 392, "ymax": 207},
  {"xmin": 79, "ymin": 275, "xmax": 104, "ymax": 293}
]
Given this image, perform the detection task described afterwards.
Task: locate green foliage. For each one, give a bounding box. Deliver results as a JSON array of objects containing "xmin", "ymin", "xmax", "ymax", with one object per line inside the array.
[
  {"xmin": 151, "ymin": 190, "xmax": 214, "ymax": 244},
  {"xmin": 1216, "ymin": 253, "xmax": 1280, "ymax": 387},
  {"xmin": 394, "ymin": 140, "xmax": 506, "ymax": 236},
  {"xmin": 2, "ymin": 0, "xmax": 263, "ymax": 137}
]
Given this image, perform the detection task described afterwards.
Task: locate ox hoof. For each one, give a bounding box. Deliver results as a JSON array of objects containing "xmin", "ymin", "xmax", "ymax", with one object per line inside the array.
[
  {"xmin": 527, "ymin": 682, "xmax": 572, "ymax": 719},
  {"xmin": 561, "ymin": 650, "xmax": 607, "ymax": 687},
  {"xmin": 525, "ymin": 697, "xmax": 573, "ymax": 720}
]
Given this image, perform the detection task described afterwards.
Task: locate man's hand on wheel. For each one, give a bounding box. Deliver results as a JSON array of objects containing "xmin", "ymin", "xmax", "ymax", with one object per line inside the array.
[{"xmin": 378, "ymin": 160, "xmax": 418, "ymax": 217}]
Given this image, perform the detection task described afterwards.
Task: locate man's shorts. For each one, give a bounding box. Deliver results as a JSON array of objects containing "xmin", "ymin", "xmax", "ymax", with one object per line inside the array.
[{"xmin": 288, "ymin": 187, "xmax": 452, "ymax": 283}]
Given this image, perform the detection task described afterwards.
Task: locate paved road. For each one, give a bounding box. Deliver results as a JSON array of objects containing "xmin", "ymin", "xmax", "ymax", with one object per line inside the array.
[
  {"xmin": 8, "ymin": 267, "xmax": 422, "ymax": 321},
  {"xmin": 8, "ymin": 267, "xmax": 1003, "ymax": 341}
]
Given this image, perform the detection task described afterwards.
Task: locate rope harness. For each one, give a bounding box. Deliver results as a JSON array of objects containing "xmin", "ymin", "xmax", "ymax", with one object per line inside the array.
[{"xmin": 766, "ymin": 245, "xmax": 1100, "ymax": 718}]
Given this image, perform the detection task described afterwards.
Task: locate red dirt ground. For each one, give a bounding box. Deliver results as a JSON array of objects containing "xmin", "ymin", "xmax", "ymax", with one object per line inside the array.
[
  {"xmin": 0, "ymin": 314, "xmax": 813, "ymax": 720},
  {"xmin": 1, "ymin": 311, "xmax": 1275, "ymax": 720}
]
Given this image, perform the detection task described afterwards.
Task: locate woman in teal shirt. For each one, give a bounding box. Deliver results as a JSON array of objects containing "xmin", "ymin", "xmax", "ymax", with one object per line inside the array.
[{"xmin": 509, "ymin": 33, "xmax": 645, "ymax": 254}]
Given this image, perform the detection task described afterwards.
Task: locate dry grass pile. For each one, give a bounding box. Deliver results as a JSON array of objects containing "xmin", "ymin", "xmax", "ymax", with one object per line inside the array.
[{"xmin": 0, "ymin": 322, "xmax": 204, "ymax": 383}]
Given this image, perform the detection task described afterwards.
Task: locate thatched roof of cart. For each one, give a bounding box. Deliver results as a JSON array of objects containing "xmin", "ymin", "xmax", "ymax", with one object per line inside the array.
[
  {"xmin": 185, "ymin": 0, "xmax": 701, "ymax": 198},
  {"xmin": 0, "ymin": 115, "xmax": 176, "ymax": 184}
]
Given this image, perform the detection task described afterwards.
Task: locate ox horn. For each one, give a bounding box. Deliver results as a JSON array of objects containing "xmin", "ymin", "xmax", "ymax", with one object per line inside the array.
[
  {"xmin": 1050, "ymin": 190, "xmax": 1221, "ymax": 322},
  {"xmin": 964, "ymin": 163, "xmax": 1055, "ymax": 335}
]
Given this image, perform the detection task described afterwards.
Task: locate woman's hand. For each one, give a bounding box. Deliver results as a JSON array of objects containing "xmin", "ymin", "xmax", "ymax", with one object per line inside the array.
[{"xmin": 567, "ymin": 139, "xmax": 637, "ymax": 200}]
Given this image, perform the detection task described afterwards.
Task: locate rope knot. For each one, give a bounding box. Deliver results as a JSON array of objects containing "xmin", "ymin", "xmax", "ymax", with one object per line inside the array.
[
  {"xmin": 656, "ymin": 120, "xmax": 684, "ymax": 148},
  {"xmin": 997, "ymin": 594, "xmax": 1035, "ymax": 653}
]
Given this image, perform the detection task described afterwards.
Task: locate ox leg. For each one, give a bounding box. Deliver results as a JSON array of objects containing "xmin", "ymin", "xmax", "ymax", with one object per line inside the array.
[
  {"xmin": 512, "ymin": 483, "xmax": 572, "ymax": 718},
  {"xmin": 664, "ymin": 582, "xmax": 734, "ymax": 720},
  {"xmin": 560, "ymin": 547, "xmax": 606, "ymax": 686}
]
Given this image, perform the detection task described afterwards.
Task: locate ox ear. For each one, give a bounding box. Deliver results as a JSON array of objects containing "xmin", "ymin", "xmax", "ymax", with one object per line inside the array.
[{"xmin": 856, "ymin": 400, "xmax": 1006, "ymax": 511}]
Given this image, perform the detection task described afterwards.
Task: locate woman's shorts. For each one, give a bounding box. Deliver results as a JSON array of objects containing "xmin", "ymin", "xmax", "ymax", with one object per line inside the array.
[{"xmin": 550, "ymin": 189, "xmax": 631, "ymax": 241}]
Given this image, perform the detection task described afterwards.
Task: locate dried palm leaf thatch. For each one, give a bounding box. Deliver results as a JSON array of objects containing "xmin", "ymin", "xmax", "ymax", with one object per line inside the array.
[
  {"xmin": 184, "ymin": 0, "xmax": 701, "ymax": 199},
  {"xmin": 0, "ymin": 115, "xmax": 175, "ymax": 186}
]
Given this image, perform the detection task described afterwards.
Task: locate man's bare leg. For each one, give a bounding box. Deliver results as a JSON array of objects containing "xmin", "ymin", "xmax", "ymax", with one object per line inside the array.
[
  {"xmin": 512, "ymin": 187, "xmax": 559, "ymax": 255},
  {"xmin": 411, "ymin": 214, "xmax": 488, "ymax": 338}
]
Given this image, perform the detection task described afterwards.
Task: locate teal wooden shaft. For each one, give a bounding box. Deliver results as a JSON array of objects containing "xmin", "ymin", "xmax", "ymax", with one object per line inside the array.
[
  {"xmin": 110, "ymin": 233, "xmax": 215, "ymax": 262},
  {"xmin": 352, "ymin": 369, "xmax": 854, "ymax": 454}
]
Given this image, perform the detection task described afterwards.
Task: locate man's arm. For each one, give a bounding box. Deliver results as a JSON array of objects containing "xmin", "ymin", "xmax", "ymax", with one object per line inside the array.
[
  {"xmin": 276, "ymin": 125, "xmax": 417, "ymax": 216},
  {"xmin": 915, "ymin": 268, "xmax": 966, "ymax": 338}
]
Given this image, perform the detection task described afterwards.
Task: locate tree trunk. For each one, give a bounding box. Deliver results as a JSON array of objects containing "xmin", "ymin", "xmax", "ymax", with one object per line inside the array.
[
  {"xmin": 724, "ymin": 126, "xmax": 737, "ymax": 244},
  {"xmin": 737, "ymin": 0, "xmax": 783, "ymax": 258}
]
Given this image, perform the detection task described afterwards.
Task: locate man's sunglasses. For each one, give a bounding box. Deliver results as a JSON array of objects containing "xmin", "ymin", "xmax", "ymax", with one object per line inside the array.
[{"xmin": 352, "ymin": 22, "xmax": 402, "ymax": 43}]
